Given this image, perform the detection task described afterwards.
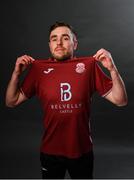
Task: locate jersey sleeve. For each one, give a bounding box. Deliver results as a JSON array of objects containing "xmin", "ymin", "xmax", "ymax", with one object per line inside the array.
[
  {"xmin": 20, "ymin": 63, "xmax": 36, "ymax": 98},
  {"xmin": 94, "ymin": 61, "xmax": 113, "ymax": 97}
]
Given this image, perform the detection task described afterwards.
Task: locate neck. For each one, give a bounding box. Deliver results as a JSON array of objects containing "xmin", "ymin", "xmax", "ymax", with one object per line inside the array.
[{"xmin": 53, "ymin": 55, "xmax": 74, "ymax": 62}]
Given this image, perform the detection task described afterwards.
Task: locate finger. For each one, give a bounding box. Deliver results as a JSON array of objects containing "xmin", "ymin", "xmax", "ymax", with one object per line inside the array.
[
  {"xmin": 22, "ymin": 59, "xmax": 35, "ymax": 66},
  {"xmin": 93, "ymin": 54, "xmax": 96, "ymax": 58},
  {"xmin": 19, "ymin": 55, "xmax": 33, "ymax": 62},
  {"xmin": 96, "ymin": 54, "xmax": 106, "ymax": 62},
  {"xmin": 23, "ymin": 55, "xmax": 35, "ymax": 61},
  {"xmin": 28, "ymin": 55, "xmax": 35, "ymax": 61},
  {"xmin": 16, "ymin": 58, "xmax": 29, "ymax": 66},
  {"xmin": 93, "ymin": 54, "xmax": 98, "ymax": 62},
  {"xmin": 97, "ymin": 48, "xmax": 107, "ymax": 54},
  {"xmin": 21, "ymin": 59, "xmax": 30, "ymax": 65},
  {"xmin": 22, "ymin": 55, "xmax": 32, "ymax": 61},
  {"xmin": 94, "ymin": 48, "xmax": 108, "ymax": 57},
  {"xmin": 94, "ymin": 52, "xmax": 104, "ymax": 60},
  {"xmin": 18, "ymin": 56, "xmax": 33, "ymax": 64},
  {"xmin": 22, "ymin": 55, "xmax": 35, "ymax": 64}
]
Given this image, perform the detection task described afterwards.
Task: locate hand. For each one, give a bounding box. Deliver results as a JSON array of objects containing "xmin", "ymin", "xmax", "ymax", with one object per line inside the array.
[
  {"xmin": 93, "ymin": 48, "xmax": 116, "ymax": 72},
  {"xmin": 14, "ymin": 55, "xmax": 35, "ymax": 75}
]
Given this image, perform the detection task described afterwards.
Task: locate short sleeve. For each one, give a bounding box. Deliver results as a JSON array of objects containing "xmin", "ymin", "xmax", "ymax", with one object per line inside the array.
[
  {"xmin": 94, "ymin": 62, "xmax": 113, "ymax": 97},
  {"xmin": 20, "ymin": 63, "xmax": 36, "ymax": 98}
]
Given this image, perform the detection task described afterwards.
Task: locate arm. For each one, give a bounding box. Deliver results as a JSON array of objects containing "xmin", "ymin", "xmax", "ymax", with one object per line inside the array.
[
  {"xmin": 5, "ymin": 55, "xmax": 35, "ymax": 107},
  {"xmin": 93, "ymin": 48, "xmax": 128, "ymax": 106}
]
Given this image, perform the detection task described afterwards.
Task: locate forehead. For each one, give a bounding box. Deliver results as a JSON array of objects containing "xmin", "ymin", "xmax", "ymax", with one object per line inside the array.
[{"xmin": 50, "ymin": 26, "xmax": 72, "ymax": 37}]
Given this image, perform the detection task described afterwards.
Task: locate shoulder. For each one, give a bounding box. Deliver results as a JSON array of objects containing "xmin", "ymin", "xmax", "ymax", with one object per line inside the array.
[
  {"xmin": 75, "ymin": 56, "xmax": 95, "ymax": 63},
  {"xmin": 74, "ymin": 56, "xmax": 96, "ymax": 67},
  {"xmin": 33, "ymin": 58, "xmax": 50, "ymax": 64},
  {"xmin": 26, "ymin": 59, "xmax": 50, "ymax": 73},
  {"xmin": 31, "ymin": 58, "xmax": 51, "ymax": 67}
]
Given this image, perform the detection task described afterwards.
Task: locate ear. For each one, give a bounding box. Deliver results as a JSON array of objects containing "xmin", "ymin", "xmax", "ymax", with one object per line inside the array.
[
  {"xmin": 48, "ymin": 41, "xmax": 51, "ymax": 49},
  {"xmin": 73, "ymin": 40, "xmax": 78, "ymax": 50}
]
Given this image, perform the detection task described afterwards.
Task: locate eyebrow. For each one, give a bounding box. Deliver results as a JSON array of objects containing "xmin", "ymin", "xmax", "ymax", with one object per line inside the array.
[{"xmin": 50, "ymin": 34, "xmax": 70, "ymax": 40}]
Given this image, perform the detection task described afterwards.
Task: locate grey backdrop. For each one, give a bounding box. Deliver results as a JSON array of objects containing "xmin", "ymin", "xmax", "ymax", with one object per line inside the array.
[{"xmin": 1, "ymin": 0, "xmax": 133, "ymax": 178}]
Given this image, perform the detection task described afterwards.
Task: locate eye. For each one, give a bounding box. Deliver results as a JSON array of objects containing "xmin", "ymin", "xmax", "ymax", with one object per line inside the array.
[
  {"xmin": 63, "ymin": 36, "xmax": 69, "ymax": 40},
  {"xmin": 51, "ymin": 38, "xmax": 57, "ymax": 42}
]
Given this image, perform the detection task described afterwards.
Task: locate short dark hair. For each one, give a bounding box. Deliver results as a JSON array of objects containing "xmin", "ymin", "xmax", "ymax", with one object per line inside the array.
[{"xmin": 49, "ymin": 21, "xmax": 77, "ymax": 37}]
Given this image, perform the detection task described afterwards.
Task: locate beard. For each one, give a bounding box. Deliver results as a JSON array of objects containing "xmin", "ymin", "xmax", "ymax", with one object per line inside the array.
[{"xmin": 51, "ymin": 51, "xmax": 73, "ymax": 61}]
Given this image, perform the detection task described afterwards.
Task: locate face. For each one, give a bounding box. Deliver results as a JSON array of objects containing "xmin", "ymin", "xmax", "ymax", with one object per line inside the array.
[{"xmin": 49, "ymin": 26, "xmax": 78, "ymax": 61}]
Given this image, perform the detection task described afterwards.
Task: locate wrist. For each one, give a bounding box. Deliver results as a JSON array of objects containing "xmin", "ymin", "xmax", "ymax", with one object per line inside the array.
[
  {"xmin": 13, "ymin": 68, "xmax": 22, "ymax": 76},
  {"xmin": 109, "ymin": 66, "xmax": 118, "ymax": 73},
  {"xmin": 12, "ymin": 71, "xmax": 20, "ymax": 81}
]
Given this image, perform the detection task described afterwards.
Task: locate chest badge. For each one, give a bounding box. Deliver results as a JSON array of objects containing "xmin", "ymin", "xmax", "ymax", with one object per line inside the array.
[{"xmin": 75, "ymin": 63, "xmax": 86, "ymax": 73}]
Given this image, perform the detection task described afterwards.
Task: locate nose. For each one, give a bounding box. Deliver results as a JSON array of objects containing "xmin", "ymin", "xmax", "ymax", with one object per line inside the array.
[{"xmin": 57, "ymin": 38, "xmax": 62, "ymax": 45}]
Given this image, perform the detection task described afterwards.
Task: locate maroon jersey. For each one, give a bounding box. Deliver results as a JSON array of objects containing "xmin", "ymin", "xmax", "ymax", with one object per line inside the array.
[{"xmin": 21, "ymin": 57, "xmax": 112, "ymax": 158}]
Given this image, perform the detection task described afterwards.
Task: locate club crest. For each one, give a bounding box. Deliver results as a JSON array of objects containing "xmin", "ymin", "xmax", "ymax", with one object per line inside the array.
[{"xmin": 75, "ymin": 63, "xmax": 86, "ymax": 73}]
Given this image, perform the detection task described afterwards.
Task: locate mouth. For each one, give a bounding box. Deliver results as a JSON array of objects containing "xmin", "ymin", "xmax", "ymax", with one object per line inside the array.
[{"xmin": 55, "ymin": 48, "xmax": 65, "ymax": 52}]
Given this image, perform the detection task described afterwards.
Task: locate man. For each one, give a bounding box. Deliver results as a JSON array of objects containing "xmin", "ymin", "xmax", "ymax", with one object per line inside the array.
[{"xmin": 5, "ymin": 22, "xmax": 127, "ymax": 179}]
